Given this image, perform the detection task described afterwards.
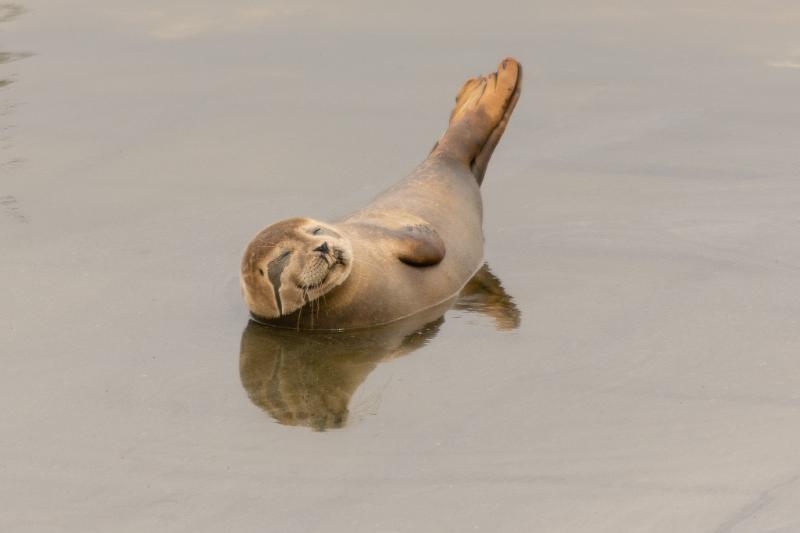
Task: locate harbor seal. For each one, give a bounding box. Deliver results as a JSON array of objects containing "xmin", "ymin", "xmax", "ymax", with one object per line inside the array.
[
  {"xmin": 240, "ymin": 264, "xmax": 520, "ymax": 430},
  {"xmin": 241, "ymin": 57, "xmax": 522, "ymax": 330}
]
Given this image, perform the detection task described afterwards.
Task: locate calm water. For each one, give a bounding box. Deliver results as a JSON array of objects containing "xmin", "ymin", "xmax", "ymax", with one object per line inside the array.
[{"xmin": 2, "ymin": 2, "xmax": 800, "ymax": 532}]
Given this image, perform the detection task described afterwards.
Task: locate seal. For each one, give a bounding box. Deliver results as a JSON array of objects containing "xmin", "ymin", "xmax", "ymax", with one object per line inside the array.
[
  {"xmin": 239, "ymin": 264, "xmax": 521, "ymax": 430},
  {"xmin": 241, "ymin": 58, "xmax": 522, "ymax": 330}
]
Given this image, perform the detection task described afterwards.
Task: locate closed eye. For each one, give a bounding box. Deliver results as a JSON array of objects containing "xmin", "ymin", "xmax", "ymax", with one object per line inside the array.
[
  {"xmin": 275, "ymin": 250, "xmax": 292, "ymax": 262},
  {"xmin": 309, "ymin": 226, "xmax": 341, "ymax": 238}
]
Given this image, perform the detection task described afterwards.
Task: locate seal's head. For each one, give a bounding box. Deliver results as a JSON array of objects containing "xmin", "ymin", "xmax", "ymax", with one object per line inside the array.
[{"xmin": 241, "ymin": 217, "xmax": 353, "ymax": 320}]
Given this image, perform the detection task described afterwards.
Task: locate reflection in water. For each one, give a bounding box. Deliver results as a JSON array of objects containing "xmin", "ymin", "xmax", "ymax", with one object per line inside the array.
[
  {"xmin": 454, "ymin": 265, "xmax": 521, "ymax": 330},
  {"xmin": 0, "ymin": 4, "xmax": 29, "ymax": 179},
  {"xmin": 240, "ymin": 264, "xmax": 519, "ymax": 431},
  {"xmin": 0, "ymin": 5, "xmax": 28, "ymax": 87},
  {"xmin": 0, "ymin": 4, "xmax": 23, "ymax": 23}
]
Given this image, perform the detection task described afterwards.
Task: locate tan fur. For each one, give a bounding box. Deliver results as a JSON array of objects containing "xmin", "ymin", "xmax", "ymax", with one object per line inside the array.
[
  {"xmin": 240, "ymin": 218, "xmax": 353, "ymax": 318},
  {"xmin": 240, "ymin": 58, "xmax": 522, "ymax": 330}
]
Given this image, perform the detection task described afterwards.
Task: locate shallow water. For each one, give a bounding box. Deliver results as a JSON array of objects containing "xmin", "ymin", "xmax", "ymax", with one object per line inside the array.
[{"xmin": 2, "ymin": 1, "xmax": 800, "ymax": 532}]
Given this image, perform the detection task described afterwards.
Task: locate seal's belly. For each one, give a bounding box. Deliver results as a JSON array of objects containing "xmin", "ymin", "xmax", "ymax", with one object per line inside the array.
[{"xmin": 316, "ymin": 164, "xmax": 484, "ymax": 329}]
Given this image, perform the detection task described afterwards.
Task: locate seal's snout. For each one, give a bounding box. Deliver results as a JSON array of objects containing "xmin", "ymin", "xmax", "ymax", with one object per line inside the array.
[
  {"xmin": 333, "ymin": 246, "xmax": 346, "ymax": 265},
  {"xmin": 314, "ymin": 242, "xmax": 330, "ymax": 254}
]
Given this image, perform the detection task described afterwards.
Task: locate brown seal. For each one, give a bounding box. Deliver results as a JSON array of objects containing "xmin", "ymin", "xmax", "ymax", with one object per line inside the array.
[
  {"xmin": 239, "ymin": 264, "xmax": 521, "ymax": 430},
  {"xmin": 241, "ymin": 58, "xmax": 522, "ymax": 330}
]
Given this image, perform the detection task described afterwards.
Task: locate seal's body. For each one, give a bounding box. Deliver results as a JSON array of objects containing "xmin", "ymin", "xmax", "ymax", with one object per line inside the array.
[{"xmin": 241, "ymin": 58, "xmax": 521, "ymax": 330}]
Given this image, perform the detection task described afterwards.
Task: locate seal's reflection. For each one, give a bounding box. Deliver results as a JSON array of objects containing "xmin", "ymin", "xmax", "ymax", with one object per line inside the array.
[{"xmin": 239, "ymin": 264, "xmax": 520, "ymax": 430}]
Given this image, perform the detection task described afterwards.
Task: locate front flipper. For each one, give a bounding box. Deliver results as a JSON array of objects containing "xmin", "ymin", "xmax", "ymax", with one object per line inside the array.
[
  {"xmin": 393, "ymin": 223, "xmax": 446, "ymax": 267},
  {"xmin": 346, "ymin": 212, "xmax": 446, "ymax": 267}
]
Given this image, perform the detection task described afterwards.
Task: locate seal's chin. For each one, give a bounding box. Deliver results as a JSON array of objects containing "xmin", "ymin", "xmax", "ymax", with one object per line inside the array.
[{"xmin": 248, "ymin": 310, "xmax": 273, "ymax": 325}]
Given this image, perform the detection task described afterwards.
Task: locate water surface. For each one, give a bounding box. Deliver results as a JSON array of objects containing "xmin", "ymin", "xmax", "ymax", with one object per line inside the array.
[{"xmin": 2, "ymin": 1, "xmax": 800, "ymax": 532}]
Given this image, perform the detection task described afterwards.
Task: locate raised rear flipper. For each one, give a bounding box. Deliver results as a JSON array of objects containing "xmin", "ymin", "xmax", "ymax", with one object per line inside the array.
[{"xmin": 433, "ymin": 57, "xmax": 522, "ymax": 185}]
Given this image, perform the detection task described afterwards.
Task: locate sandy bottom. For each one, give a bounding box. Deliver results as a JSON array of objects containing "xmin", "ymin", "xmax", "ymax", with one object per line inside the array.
[{"xmin": 2, "ymin": 1, "xmax": 800, "ymax": 532}]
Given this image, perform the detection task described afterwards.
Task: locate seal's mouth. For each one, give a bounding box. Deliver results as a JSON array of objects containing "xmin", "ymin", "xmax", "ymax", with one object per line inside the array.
[
  {"xmin": 332, "ymin": 247, "xmax": 346, "ymax": 264},
  {"xmin": 321, "ymin": 247, "xmax": 347, "ymax": 267},
  {"xmin": 296, "ymin": 247, "xmax": 347, "ymax": 290}
]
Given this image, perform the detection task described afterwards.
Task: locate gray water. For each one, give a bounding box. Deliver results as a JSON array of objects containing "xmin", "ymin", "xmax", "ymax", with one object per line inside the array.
[{"xmin": 2, "ymin": 2, "xmax": 800, "ymax": 532}]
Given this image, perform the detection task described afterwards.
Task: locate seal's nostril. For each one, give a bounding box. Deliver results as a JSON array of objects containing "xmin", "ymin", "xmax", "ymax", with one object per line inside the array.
[{"xmin": 314, "ymin": 242, "xmax": 330, "ymax": 254}]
